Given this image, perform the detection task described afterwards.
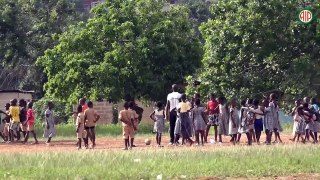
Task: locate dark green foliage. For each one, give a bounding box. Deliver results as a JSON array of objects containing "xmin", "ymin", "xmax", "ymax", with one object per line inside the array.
[{"xmin": 37, "ymin": 0, "xmax": 202, "ymax": 103}]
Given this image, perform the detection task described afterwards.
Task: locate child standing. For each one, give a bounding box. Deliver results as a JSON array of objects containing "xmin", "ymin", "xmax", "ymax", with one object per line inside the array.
[
  {"xmin": 150, "ymin": 101, "xmax": 165, "ymax": 147},
  {"xmin": 309, "ymin": 98, "xmax": 319, "ymax": 143},
  {"xmin": 119, "ymin": 102, "xmax": 135, "ymax": 150},
  {"xmin": 290, "ymin": 99, "xmax": 301, "ymax": 141},
  {"xmin": 205, "ymin": 93, "xmax": 219, "ymax": 143},
  {"xmin": 9, "ymin": 99, "xmax": 20, "ymax": 142},
  {"xmin": 250, "ymin": 99, "xmax": 264, "ymax": 145},
  {"xmin": 218, "ymin": 97, "xmax": 228, "ymax": 143},
  {"xmin": 128, "ymin": 101, "xmax": 138, "ymax": 147},
  {"xmin": 192, "ymin": 99, "xmax": 207, "ymax": 146},
  {"xmin": 177, "ymin": 94, "xmax": 194, "ymax": 146},
  {"xmin": 84, "ymin": 101, "xmax": 100, "ymax": 149},
  {"xmin": 4, "ymin": 103, "xmax": 11, "ymax": 142},
  {"xmin": 229, "ymin": 98, "xmax": 239, "ymax": 145},
  {"xmin": 263, "ymin": 99, "xmax": 273, "ymax": 145},
  {"xmin": 19, "ymin": 99, "xmax": 27, "ymax": 141},
  {"xmin": 174, "ymin": 113, "xmax": 182, "ymax": 145},
  {"xmin": 238, "ymin": 100, "xmax": 252, "ymax": 145},
  {"xmin": 44, "ymin": 101, "xmax": 56, "ymax": 145},
  {"xmin": 76, "ymin": 105, "xmax": 86, "ymax": 149},
  {"xmin": 23, "ymin": 102, "xmax": 38, "ymax": 144},
  {"xmin": 246, "ymin": 99, "xmax": 256, "ymax": 143},
  {"xmin": 302, "ymin": 103, "xmax": 316, "ymax": 143},
  {"xmin": 269, "ymin": 94, "xmax": 283, "ymax": 143},
  {"xmin": 294, "ymin": 107, "xmax": 306, "ymax": 142},
  {"xmin": 0, "ymin": 109, "xmax": 8, "ymax": 141}
]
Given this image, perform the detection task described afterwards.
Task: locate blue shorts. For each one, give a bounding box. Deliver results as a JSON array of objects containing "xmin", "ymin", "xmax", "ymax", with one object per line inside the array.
[{"xmin": 254, "ymin": 119, "xmax": 263, "ymax": 132}]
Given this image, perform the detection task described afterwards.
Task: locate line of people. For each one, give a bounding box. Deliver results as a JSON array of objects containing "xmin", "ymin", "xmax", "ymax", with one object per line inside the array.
[
  {"xmin": 2, "ymin": 90, "xmax": 319, "ymax": 150},
  {"xmin": 160, "ymin": 84, "xmax": 320, "ymax": 147}
]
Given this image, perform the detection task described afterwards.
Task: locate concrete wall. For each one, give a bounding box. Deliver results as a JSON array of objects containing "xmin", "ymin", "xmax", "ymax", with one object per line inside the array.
[{"xmin": 0, "ymin": 92, "xmax": 32, "ymax": 112}]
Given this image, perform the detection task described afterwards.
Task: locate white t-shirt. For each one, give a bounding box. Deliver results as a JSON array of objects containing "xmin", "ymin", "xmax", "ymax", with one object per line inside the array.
[
  {"xmin": 167, "ymin": 92, "xmax": 182, "ymax": 112},
  {"xmin": 251, "ymin": 107, "xmax": 263, "ymax": 119}
]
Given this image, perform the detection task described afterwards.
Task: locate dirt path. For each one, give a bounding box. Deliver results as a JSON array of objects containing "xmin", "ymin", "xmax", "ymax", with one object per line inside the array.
[
  {"xmin": 198, "ymin": 173, "xmax": 320, "ymax": 180},
  {"xmin": 0, "ymin": 133, "xmax": 310, "ymax": 153}
]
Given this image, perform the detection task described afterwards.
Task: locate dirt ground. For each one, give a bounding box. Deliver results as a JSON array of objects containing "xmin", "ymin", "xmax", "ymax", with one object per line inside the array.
[
  {"xmin": 197, "ymin": 173, "xmax": 320, "ymax": 180},
  {"xmin": 0, "ymin": 133, "xmax": 310, "ymax": 153}
]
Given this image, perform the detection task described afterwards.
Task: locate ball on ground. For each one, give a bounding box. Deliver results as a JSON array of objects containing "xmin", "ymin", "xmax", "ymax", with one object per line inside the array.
[{"xmin": 145, "ymin": 139, "xmax": 151, "ymax": 145}]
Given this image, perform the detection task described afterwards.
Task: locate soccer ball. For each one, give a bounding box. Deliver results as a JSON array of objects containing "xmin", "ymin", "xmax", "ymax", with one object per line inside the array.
[{"xmin": 145, "ymin": 139, "xmax": 151, "ymax": 145}]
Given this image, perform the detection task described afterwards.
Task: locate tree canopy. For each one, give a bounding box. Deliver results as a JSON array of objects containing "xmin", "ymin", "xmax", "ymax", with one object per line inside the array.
[
  {"xmin": 186, "ymin": 0, "xmax": 320, "ymax": 105},
  {"xmin": 37, "ymin": 0, "xmax": 202, "ymax": 103},
  {"xmin": 0, "ymin": 0, "xmax": 86, "ymax": 97}
]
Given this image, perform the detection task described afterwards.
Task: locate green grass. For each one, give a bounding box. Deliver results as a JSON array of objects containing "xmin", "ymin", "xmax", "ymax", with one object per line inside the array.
[
  {"xmin": 33, "ymin": 123, "xmax": 156, "ymax": 138},
  {"xmin": 1, "ymin": 144, "xmax": 320, "ymax": 179},
  {"xmin": 33, "ymin": 122, "xmax": 293, "ymax": 138}
]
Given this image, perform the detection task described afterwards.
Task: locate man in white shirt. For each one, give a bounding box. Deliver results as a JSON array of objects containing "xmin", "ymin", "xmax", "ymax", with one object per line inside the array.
[{"xmin": 165, "ymin": 84, "xmax": 182, "ymax": 144}]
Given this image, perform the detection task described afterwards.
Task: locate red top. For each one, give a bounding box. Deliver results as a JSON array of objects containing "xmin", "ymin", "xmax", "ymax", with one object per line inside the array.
[
  {"xmin": 207, "ymin": 100, "xmax": 219, "ymax": 114},
  {"xmin": 82, "ymin": 105, "xmax": 89, "ymax": 112},
  {"xmin": 27, "ymin": 109, "xmax": 34, "ymax": 125}
]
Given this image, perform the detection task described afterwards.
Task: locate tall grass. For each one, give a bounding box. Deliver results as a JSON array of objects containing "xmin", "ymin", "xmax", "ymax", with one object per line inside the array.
[{"xmin": 1, "ymin": 145, "xmax": 320, "ymax": 179}]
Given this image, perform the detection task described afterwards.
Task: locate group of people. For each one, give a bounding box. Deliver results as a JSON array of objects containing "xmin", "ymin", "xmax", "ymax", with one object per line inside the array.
[
  {"xmin": 2, "ymin": 85, "xmax": 320, "ymax": 150},
  {"xmin": 0, "ymin": 99, "xmax": 38, "ymax": 144},
  {"xmin": 76, "ymin": 98, "xmax": 143, "ymax": 150},
  {"xmin": 290, "ymin": 97, "xmax": 320, "ymax": 144},
  {"xmin": 159, "ymin": 84, "xmax": 320, "ymax": 147}
]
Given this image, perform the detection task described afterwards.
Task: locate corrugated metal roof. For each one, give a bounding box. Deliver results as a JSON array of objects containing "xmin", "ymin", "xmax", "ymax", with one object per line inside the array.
[{"xmin": 0, "ymin": 90, "xmax": 34, "ymax": 93}]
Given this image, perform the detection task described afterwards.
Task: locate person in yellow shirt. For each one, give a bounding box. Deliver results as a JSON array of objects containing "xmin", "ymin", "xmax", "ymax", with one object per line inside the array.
[
  {"xmin": 177, "ymin": 94, "xmax": 194, "ymax": 146},
  {"xmin": 9, "ymin": 99, "xmax": 20, "ymax": 142}
]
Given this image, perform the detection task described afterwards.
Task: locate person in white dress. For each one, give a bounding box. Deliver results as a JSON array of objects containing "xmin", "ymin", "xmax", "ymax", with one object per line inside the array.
[
  {"xmin": 294, "ymin": 106, "xmax": 306, "ymax": 143},
  {"xmin": 237, "ymin": 100, "xmax": 252, "ymax": 145},
  {"xmin": 218, "ymin": 97, "xmax": 229, "ymax": 143},
  {"xmin": 290, "ymin": 99, "xmax": 301, "ymax": 142},
  {"xmin": 228, "ymin": 98, "xmax": 239, "ymax": 145},
  {"xmin": 150, "ymin": 101, "xmax": 165, "ymax": 147},
  {"xmin": 192, "ymin": 99, "xmax": 207, "ymax": 145}
]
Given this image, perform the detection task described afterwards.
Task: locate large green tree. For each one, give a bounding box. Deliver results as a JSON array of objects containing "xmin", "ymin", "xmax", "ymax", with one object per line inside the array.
[
  {"xmin": 0, "ymin": 0, "xmax": 86, "ymax": 97},
  {"xmin": 37, "ymin": 0, "xmax": 202, "ymax": 103},
  {"xmin": 186, "ymin": 0, "xmax": 320, "ymax": 105}
]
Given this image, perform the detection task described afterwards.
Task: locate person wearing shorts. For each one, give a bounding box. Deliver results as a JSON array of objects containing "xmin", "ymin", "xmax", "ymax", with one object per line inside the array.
[
  {"xmin": 119, "ymin": 102, "xmax": 135, "ymax": 150},
  {"xmin": 76, "ymin": 105, "xmax": 87, "ymax": 149},
  {"xmin": 9, "ymin": 99, "xmax": 20, "ymax": 142},
  {"xmin": 205, "ymin": 93, "xmax": 219, "ymax": 143},
  {"xmin": 250, "ymin": 99, "xmax": 264, "ymax": 145},
  {"xmin": 84, "ymin": 101, "xmax": 100, "ymax": 149}
]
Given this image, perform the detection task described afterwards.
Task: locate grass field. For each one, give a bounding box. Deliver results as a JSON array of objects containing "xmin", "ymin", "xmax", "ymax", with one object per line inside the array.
[
  {"xmin": 1, "ymin": 144, "xmax": 320, "ymax": 179},
  {"xmin": 1, "ymin": 122, "xmax": 317, "ymax": 180}
]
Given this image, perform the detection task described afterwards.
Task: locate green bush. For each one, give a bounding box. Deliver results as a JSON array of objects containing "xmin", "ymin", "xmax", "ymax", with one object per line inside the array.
[
  {"xmin": 33, "ymin": 97, "xmax": 69, "ymax": 124},
  {"xmin": 111, "ymin": 104, "xmax": 119, "ymax": 124}
]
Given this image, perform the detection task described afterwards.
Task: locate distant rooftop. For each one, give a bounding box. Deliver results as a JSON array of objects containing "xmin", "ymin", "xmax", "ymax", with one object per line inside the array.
[{"xmin": 0, "ymin": 90, "xmax": 34, "ymax": 93}]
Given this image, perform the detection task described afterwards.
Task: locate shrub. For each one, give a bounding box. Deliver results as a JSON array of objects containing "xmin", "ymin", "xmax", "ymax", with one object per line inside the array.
[
  {"xmin": 33, "ymin": 97, "xmax": 69, "ymax": 124},
  {"xmin": 111, "ymin": 104, "xmax": 118, "ymax": 124}
]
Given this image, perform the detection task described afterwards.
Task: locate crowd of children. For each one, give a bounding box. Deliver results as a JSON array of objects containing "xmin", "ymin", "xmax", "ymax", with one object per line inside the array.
[
  {"xmin": 1, "ymin": 92, "xmax": 320, "ymax": 150},
  {"xmin": 0, "ymin": 99, "xmax": 38, "ymax": 144},
  {"xmin": 148, "ymin": 89, "xmax": 320, "ymax": 147}
]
